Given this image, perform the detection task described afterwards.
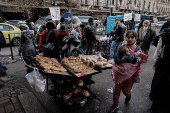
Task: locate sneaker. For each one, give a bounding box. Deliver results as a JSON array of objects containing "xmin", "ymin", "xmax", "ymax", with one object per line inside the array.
[
  {"xmin": 3, "ymin": 66, "xmax": 7, "ymax": 70},
  {"xmin": 125, "ymin": 95, "xmax": 131, "ymax": 103},
  {"xmin": 108, "ymin": 104, "xmax": 119, "ymax": 113}
]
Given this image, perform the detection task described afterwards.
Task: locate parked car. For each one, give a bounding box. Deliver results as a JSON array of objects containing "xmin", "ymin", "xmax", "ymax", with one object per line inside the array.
[
  {"xmin": 5, "ymin": 20, "xmax": 26, "ymax": 28},
  {"xmin": 156, "ymin": 21, "xmax": 166, "ymax": 27},
  {"xmin": 0, "ymin": 23, "xmax": 21, "ymax": 46}
]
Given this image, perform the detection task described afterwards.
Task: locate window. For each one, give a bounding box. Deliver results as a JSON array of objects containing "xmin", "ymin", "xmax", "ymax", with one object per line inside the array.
[
  {"xmin": 93, "ymin": 0, "xmax": 99, "ymax": 6},
  {"xmin": 9, "ymin": 26, "xmax": 14, "ymax": 31},
  {"xmin": 81, "ymin": 0, "xmax": 87, "ymax": 4},
  {"xmin": 112, "ymin": 0, "xmax": 114, "ymax": 5},
  {"xmin": 0, "ymin": 25, "xmax": 14, "ymax": 31},
  {"xmin": 105, "ymin": 0, "xmax": 108, "ymax": 6}
]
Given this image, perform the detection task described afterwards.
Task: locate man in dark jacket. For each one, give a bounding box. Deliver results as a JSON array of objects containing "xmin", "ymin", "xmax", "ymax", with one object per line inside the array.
[
  {"xmin": 109, "ymin": 18, "xmax": 126, "ymax": 60},
  {"xmin": 84, "ymin": 17, "xmax": 96, "ymax": 55}
]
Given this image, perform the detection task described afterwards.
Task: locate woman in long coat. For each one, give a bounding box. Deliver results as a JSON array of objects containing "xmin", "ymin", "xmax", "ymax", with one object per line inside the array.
[
  {"xmin": 19, "ymin": 24, "xmax": 37, "ymax": 73},
  {"xmin": 149, "ymin": 28, "xmax": 170, "ymax": 113},
  {"xmin": 45, "ymin": 22, "xmax": 62, "ymax": 59}
]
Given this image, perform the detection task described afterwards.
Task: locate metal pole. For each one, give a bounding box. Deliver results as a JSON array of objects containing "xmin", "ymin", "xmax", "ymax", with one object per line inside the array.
[{"xmin": 8, "ymin": 34, "xmax": 14, "ymax": 60}]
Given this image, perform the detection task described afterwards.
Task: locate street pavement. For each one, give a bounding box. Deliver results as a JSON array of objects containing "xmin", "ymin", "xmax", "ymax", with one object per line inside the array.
[{"xmin": 0, "ymin": 45, "xmax": 158, "ymax": 113}]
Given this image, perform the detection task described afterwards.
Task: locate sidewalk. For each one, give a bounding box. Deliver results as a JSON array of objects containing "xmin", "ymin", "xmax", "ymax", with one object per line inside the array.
[
  {"xmin": 0, "ymin": 68, "xmax": 46, "ymax": 113},
  {"xmin": 0, "ymin": 76, "xmax": 25, "ymax": 113}
]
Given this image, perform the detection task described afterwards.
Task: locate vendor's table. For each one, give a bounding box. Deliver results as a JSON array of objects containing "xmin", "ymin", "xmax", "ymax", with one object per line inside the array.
[{"xmin": 22, "ymin": 56, "xmax": 102, "ymax": 108}]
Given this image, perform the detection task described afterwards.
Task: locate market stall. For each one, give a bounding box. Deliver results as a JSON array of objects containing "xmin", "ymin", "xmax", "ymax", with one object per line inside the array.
[{"xmin": 22, "ymin": 54, "xmax": 112, "ymax": 108}]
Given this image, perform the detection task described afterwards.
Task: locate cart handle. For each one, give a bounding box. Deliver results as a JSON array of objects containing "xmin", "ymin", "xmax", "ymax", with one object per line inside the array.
[{"xmin": 20, "ymin": 55, "xmax": 35, "ymax": 69}]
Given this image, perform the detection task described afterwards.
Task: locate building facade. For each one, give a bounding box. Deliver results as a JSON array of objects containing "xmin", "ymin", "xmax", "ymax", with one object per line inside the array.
[{"xmin": 0, "ymin": 0, "xmax": 170, "ymax": 21}]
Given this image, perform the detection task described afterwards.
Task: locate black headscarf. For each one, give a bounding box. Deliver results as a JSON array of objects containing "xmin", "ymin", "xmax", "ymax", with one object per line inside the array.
[{"xmin": 46, "ymin": 22, "xmax": 56, "ymax": 30}]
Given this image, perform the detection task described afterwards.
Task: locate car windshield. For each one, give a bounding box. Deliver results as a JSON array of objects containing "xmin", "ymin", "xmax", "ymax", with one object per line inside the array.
[
  {"xmin": 33, "ymin": 17, "xmax": 46, "ymax": 30},
  {"xmin": 157, "ymin": 21, "xmax": 166, "ymax": 24}
]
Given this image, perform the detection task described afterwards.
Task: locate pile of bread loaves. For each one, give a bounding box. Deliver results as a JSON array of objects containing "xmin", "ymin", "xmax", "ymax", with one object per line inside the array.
[
  {"xmin": 78, "ymin": 55, "xmax": 114, "ymax": 68},
  {"xmin": 34, "ymin": 55, "xmax": 68, "ymax": 75},
  {"xmin": 61, "ymin": 56, "xmax": 97, "ymax": 74}
]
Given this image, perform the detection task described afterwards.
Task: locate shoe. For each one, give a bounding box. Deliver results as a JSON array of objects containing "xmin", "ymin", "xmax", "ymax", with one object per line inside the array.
[
  {"xmin": 0, "ymin": 83, "xmax": 4, "ymax": 87},
  {"xmin": 0, "ymin": 72, "xmax": 7, "ymax": 76},
  {"xmin": 3, "ymin": 66, "xmax": 7, "ymax": 70},
  {"xmin": 125, "ymin": 95, "xmax": 131, "ymax": 103},
  {"xmin": 108, "ymin": 104, "xmax": 119, "ymax": 113}
]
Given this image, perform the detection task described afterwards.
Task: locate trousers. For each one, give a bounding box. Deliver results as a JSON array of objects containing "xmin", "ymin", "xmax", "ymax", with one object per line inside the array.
[
  {"xmin": 113, "ymin": 83, "xmax": 133, "ymax": 106},
  {"xmin": 109, "ymin": 41, "xmax": 122, "ymax": 60},
  {"xmin": 86, "ymin": 40, "xmax": 95, "ymax": 55}
]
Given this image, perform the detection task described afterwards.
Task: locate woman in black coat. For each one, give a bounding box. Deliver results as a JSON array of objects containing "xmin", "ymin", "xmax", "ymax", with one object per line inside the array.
[
  {"xmin": 45, "ymin": 22, "xmax": 62, "ymax": 59},
  {"xmin": 149, "ymin": 28, "xmax": 170, "ymax": 113}
]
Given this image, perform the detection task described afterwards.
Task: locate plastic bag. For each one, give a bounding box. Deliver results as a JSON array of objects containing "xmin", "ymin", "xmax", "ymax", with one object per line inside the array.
[
  {"xmin": 25, "ymin": 71, "xmax": 34, "ymax": 87},
  {"xmin": 25, "ymin": 68, "xmax": 46, "ymax": 92},
  {"xmin": 33, "ymin": 68, "xmax": 46, "ymax": 92}
]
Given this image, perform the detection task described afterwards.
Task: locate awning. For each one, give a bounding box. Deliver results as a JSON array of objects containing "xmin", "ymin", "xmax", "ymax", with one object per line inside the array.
[
  {"xmin": 96, "ymin": 10, "xmax": 110, "ymax": 13},
  {"xmin": 112, "ymin": 12, "xmax": 124, "ymax": 14}
]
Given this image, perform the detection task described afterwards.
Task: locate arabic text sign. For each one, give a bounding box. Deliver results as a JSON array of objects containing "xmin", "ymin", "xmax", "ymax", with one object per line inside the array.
[
  {"xmin": 124, "ymin": 13, "xmax": 132, "ymax": 21},
  {"xmin": 49, "ymin": 7, "xmax": 60, "ymax": 20},
  {"xmin": 134, "ymin": 14, "xmax": 141, "ymax": 22}
]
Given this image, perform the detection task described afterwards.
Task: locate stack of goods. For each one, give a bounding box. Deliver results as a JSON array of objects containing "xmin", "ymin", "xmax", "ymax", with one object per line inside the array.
[
  {"xmin": 57, "ymin": 78, "xmax": 91, "ymax": 106},
  {"xmin": 34, "ymin": 55, "xmax": 68, "ymax": 75},
  {"xmin": 78, "ymin": 55, "xmax": 113, "ymax": 68},
  {"xmin": 61, "ymin": 56, "xmax": 97, "ymax": 75}
]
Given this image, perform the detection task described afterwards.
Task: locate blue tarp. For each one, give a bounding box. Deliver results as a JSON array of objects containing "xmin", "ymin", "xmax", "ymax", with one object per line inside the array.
[{"xmin": 106, "ymin": 14, "xmax": 146, "ymax": 34}]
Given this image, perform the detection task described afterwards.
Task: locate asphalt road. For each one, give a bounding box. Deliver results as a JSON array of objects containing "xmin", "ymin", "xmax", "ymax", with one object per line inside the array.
[{"xmin": 5, "ymin": 45, "xmax": 157, "ymax": 113}]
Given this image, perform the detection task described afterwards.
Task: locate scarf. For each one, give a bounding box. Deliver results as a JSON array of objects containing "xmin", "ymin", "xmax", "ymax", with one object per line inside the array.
[
  {"xmin": 111, "ymin": 51, "xmax": 147, "ymax": 86},
  {"xmin": 126, "ymin": 44, "xmax": 137, "ymax": 55}
]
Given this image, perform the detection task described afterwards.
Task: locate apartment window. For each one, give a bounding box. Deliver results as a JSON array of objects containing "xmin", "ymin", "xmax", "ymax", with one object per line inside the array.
[
  {"xmin": 112, "ymin": 0, "xmax": 114, "ymax": 5},
  {"xmin": 105, "ymin": 0, "xmax": 108, "ymax": 6},
  {"xmin": 93, "ymin": 0, "xmax": 99, "ymax": 6},
  {"xmin": 81, "ymin": 0, "xmax": 87, "ymax": 4}
]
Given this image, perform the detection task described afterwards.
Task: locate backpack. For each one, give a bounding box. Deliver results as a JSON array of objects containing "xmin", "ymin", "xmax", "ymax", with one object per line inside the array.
[{"xmin": 0, "ymin": 31, "xmax": 6, "ymax": 47}]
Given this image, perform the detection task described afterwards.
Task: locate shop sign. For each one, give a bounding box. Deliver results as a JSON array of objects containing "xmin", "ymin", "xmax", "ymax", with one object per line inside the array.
[
  {"xmin": 49, "ymin": 7, "xmax": 60, "ymax": 20},
  {"xmin": 134, "ymin": 14, "xmax": 141, "ymax": 22},
  {"xmin": 124, "ymin": 13, "xmax": 132, "ymax": 21}
]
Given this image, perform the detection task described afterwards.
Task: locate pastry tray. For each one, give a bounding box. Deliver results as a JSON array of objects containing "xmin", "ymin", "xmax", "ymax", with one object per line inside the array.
[
  {"xmin": 57, "ymin": 87, "xmax": 97, "ymax": 103},
  {"xmin": 32, "ymin": 57, "xmax": 75, "ymax": 78},
  {"xmin": 54, "ymin": 78, "xmax": 95, "ymax": 92},
  {"xmin": 95, "ymin": 65, "xmax": 112, "ymax": 70},
  {"xmin": 61, "ymin": 63, "xmax": 102, "ymax": 78}
]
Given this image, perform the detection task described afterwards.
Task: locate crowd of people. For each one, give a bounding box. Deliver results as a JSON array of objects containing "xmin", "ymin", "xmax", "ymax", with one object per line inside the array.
[{"xmin": 0, "ymin": 15, "xmax": 170, "ymax": 113}]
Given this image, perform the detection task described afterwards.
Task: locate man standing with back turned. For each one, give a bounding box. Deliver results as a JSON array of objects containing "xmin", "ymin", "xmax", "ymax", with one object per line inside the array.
[
  {"xmin": 109, "ymin": 18, "xmax": 126, "ymax": 60},
  {"xmin": 84, "ymin": 17, "xmax": 96, "ymax": 55}
]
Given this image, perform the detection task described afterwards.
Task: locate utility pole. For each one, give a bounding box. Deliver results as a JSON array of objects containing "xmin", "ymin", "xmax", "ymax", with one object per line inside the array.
[
  {"xmin": 152, "ymin": 1, "xmax": 155, "ymax": 15},
  {"xmin": 138, "ymin": 0, "xmax": 141, "ymax": 14},
  {"xmin": 116, "ymin": 0, "xmax": 119, "ymax": 10},
  {"xmin": 143, "ymin": 0, "xmax": 146, "ymax": 14}
]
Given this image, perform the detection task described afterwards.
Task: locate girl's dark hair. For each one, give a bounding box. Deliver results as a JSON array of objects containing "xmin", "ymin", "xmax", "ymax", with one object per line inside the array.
[
  {"xmin": 46, "ymin": 22, "xmax": 56, "ymax": 30},
  {"xmin": 88, "ymin": 17, "xmax": 94, "ymax": 23},
  {"xmin": 126, "ymin": 30, "xmax": 137, "ymax": 38},
  {"xmin": 118, "ymin": 46, "xmax": 127, "ymax": 56},
  {"xmin": 60, "ymin": 25, "xmax": 65, "ymax": 30}
]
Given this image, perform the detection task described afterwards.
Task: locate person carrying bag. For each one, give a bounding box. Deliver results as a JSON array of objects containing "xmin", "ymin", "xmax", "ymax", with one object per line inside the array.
[{"xmin": 41, "ymin": 22, "xmax": 62, "ymax": 59}]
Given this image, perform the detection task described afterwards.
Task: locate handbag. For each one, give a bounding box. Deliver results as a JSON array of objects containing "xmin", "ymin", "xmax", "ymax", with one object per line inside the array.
[
  {"xmin": 39, "ymin": 43, "xmax": 54, "ymax": 52},
  {"xmin": 39, "ymin": 31, "xmax": 55, "ymax": 52}
]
